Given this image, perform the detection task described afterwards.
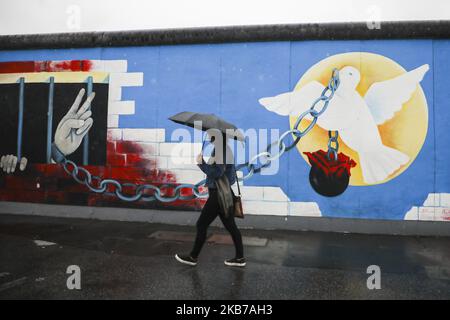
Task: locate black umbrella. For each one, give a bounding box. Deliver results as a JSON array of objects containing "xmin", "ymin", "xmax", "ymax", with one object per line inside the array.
[{"xmin": 169, "ymin": 111, "xmax": 245, "ymax": 141}]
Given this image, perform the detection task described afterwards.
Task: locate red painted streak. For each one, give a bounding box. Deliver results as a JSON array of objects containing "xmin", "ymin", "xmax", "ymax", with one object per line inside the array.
[
  {"xmin": 0, "ymin": 162, "xmax": 205, "ymax": 209},
  {"xmin": 0, "ymin": 139, "xmax": 206, "ymax": 210},
  {"xmin": 108, "ymin": 141, "xmax": 158, "ymax": 169},
  {"xmin": 42, "ymin": 60, "xmax": 93, "ymax": 72},
  {"xmin": 0, "ymin": 60, "xmax": 93, "ymax": 73},
  {"xmin": 51, "ymin": 61, "xmax": 78, "ymax": 71},
  {"xmin": 107, "ymin": 154, "xmax": 127, "ymax": 167},
  {"xmin": 81, "ymin": 60, "xmax": 93, "ymax": 71},
  {"xmin": 0, "ymin": 138, "xmax": 205, "ymax": 209},
  {"xmin": 115, "ymin": 141, "xmax": 143, "ymax": 154},
  {"xmin": 0, "ymin": 61, "xmax": 35, "ymax": 73}
]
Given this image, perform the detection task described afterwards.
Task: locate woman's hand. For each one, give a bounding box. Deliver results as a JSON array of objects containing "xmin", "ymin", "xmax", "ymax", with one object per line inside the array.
[{"xmin": 196, "ymin": 153, "xmax": 203, "ymax": 164}]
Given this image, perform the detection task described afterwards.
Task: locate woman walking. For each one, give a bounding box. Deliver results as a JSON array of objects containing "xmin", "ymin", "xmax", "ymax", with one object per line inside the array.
[{"xmin": 175, "ymin": 131, "xmax": 245, "ymax": 267}]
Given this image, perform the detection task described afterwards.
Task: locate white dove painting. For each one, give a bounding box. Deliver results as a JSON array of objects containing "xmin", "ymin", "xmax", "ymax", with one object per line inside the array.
[{"xmin": 259, "ymin": 53, "xmax": 429, "ymax": 185}]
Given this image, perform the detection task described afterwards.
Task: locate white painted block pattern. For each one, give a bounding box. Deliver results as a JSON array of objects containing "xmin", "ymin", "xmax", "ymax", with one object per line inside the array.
[
  {"xmin": 93, "ymin": 60, "xmax": 128, "ymax": 73},
  {"xmin": 122, "ymin": 129, "xmax": 165, "ymax": 142},
  {"xmin": 170, "ymin": 169, "xmax": 206, "ymax": 184},
  {"xmin": 105, "ymin": 64, "xmax": 142, "ymax": 119},
  {"xmin": 159, "ymin": 143, "xmax": 202, "ymax": 157},
  {"xmin": 423, "ymin": 193, "xmax": 440, "ymax": 207},
  {"xmin": 109, "ymin": 73, "xmax": 144, "ymax": 87},
  {"xmin": 107, "ymin": 129, "xmax": 122, "ymax": 141},
  {"xmin": 263, "ymin": 187, "xmax": 290, "ymax": 202},
  {"xmin": 243, "ymin": 200, "xmax": 288, "ymax": 216},
  {"xmin": 421, "ymin": 207, "xmax": 448, "ymax": 221},
  {"xmin": 107, "ymin": 115, "xmax": 119, "ymax": 128},
  {"xmin": 423, "ymin": 193, "xmax": 450, "ymax": 208},
  {"xmin": 155, "ymin": 156, "xmax": 168, "ymax": 170},
  {"xmin": 230, "ymin": 181, "xmax": 244, "ymax": 194},
  {"xmin": 404, "ymin": 207, "xmax": 419, "ymax": 220},
  {"xmin": 289, "ymin": 202, "xmax": 322, "ymax": 217},
  {"xmin": 164, "ymin": 156, "xmax": 199, "ymax": 170},
  {"xmin": 240, "ymin": 186, "xmax": 264, "ymax": 201},
  {"xmin": 434, "ymin": 207, "xmax": 450, "ymax": 221},
  {"xmin": 441, "ymin": 193, "xmax": 450, "ymax": 207},
  {"xmin": 418, "ymin": 207, "xmax": 435, "ymax": 221},
  {"xmin": 108, "ymin": 86, "xmax": 122, "ymax": 102},
  {"xmin": 108, "ymin": 101, "xmax": 135, "ymax": 115},
  {"xmin": 404, "ymin": 193, "xmax": 450, "ymax": 221}
]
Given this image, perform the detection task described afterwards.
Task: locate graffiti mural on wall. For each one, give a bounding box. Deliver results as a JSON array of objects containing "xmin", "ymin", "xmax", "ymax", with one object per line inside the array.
[
  {"xmin": 0, "ymin": 59, "xmax": 206, "ymax": 211},
  {"xmin": 0, "ymin": 41, "xmax": 449, "ymax": 221},
  {"xmin": 259, "ymin": 53, "xmax": 429, "ymax": 186}
]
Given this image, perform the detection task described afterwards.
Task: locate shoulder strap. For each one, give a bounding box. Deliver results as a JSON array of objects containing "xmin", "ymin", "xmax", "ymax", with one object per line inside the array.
[{"xmin": 233, "ymin": 166, "xmax": 241, "ymax": 196}]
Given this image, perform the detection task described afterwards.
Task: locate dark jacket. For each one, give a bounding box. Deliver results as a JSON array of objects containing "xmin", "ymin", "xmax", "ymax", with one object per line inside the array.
[
  {"xmin": 198, "ymin": 144, "xmax": 236, "ymax": 189},
  {"xmin": 198, "ymin": 159, "xmax": 236, "ymax": 189}
]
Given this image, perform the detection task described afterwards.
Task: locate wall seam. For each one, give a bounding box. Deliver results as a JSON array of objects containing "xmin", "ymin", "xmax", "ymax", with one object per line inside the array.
[
  {"xmin": 432, "ymin": 39, "xmax": 437, "ymax": 219},
  {"xmin": 287, "ymin": 41, "xmax": 293, "ymax": 216}
]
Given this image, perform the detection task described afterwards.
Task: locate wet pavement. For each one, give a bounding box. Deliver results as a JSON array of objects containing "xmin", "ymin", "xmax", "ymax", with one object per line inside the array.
[{"xmin": 0, "ymin": 213, "xmax": 449, "ymax": 300}]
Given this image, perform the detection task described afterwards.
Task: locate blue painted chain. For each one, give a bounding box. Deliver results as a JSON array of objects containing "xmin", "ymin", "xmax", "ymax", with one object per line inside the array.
[
  {"xmin": 61, "ymin": 159, "xmax": 208, "ymax": 202},
  {"xmin": 60, "ymin": 69, "xmax": 340, "ymax": 202},
  {"xmin": 327, "ymin": 130, "xmax": 339, "ymax": 161},
  {"xmin": 235, "ymin": 68, "xmax": 341, "ymax": 179}
]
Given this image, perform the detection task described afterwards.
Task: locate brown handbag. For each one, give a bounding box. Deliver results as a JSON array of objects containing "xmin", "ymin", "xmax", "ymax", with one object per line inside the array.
[
  {"xmin": 233, "ymin": 167, "xmax": 244, "ymax": 219},
  {"xmin": 215, "ymin": 166, "xmax": 244, "ymax": 219}
]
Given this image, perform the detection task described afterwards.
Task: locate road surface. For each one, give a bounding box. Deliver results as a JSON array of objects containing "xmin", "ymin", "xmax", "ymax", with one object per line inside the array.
[{"xmin": 0, "ymin": 213, "xmax": 449, "ymax": 299}]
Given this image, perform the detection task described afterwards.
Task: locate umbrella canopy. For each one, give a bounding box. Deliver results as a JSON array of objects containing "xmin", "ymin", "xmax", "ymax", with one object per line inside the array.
[{"xmin": 169, "ymin": 111, "xmax": 245, "ymax": 141}]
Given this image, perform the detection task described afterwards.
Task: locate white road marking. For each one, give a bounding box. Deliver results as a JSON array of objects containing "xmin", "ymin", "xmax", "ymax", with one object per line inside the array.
[{"xmin": 33, "ymin": 240, "xmax": 57, "ymax": 247}]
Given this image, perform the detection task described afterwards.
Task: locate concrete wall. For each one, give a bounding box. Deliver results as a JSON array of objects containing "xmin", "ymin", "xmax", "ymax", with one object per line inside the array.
[{"xmin": 0, "ymin": 24, "xmax": 449, "ymax": 232}]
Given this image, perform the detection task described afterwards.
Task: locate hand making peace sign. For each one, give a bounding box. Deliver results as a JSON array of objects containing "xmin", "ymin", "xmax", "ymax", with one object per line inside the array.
[{"xmin": 54, "ymin": 88, "xmax": 95, "ymax": 157}]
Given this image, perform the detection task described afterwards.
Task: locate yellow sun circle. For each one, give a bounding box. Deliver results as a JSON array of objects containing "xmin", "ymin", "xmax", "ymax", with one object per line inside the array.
[{"xmin": 289, "ymin": 52, "xmax": 428, "ymax": 186}]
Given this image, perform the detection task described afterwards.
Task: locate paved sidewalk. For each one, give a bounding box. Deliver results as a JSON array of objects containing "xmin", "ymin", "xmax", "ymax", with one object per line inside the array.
[{"xmin": 0, "ymin": 213, "xmax": 449, "ymax": 299}]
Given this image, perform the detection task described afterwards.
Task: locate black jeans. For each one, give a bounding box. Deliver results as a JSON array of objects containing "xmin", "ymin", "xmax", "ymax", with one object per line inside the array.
[{"xmin": 190, "ymin": 188, "xmax": 244, "ymax": 259}]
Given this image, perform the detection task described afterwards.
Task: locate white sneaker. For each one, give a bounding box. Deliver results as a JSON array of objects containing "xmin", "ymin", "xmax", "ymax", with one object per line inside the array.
[
  {"xmin": 175, "ymin": 254, "xmax": 198, "ymax": 266},
  {"xmin": 224, "ymin": 257, "xmax": 246, "ymax": 267}
]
